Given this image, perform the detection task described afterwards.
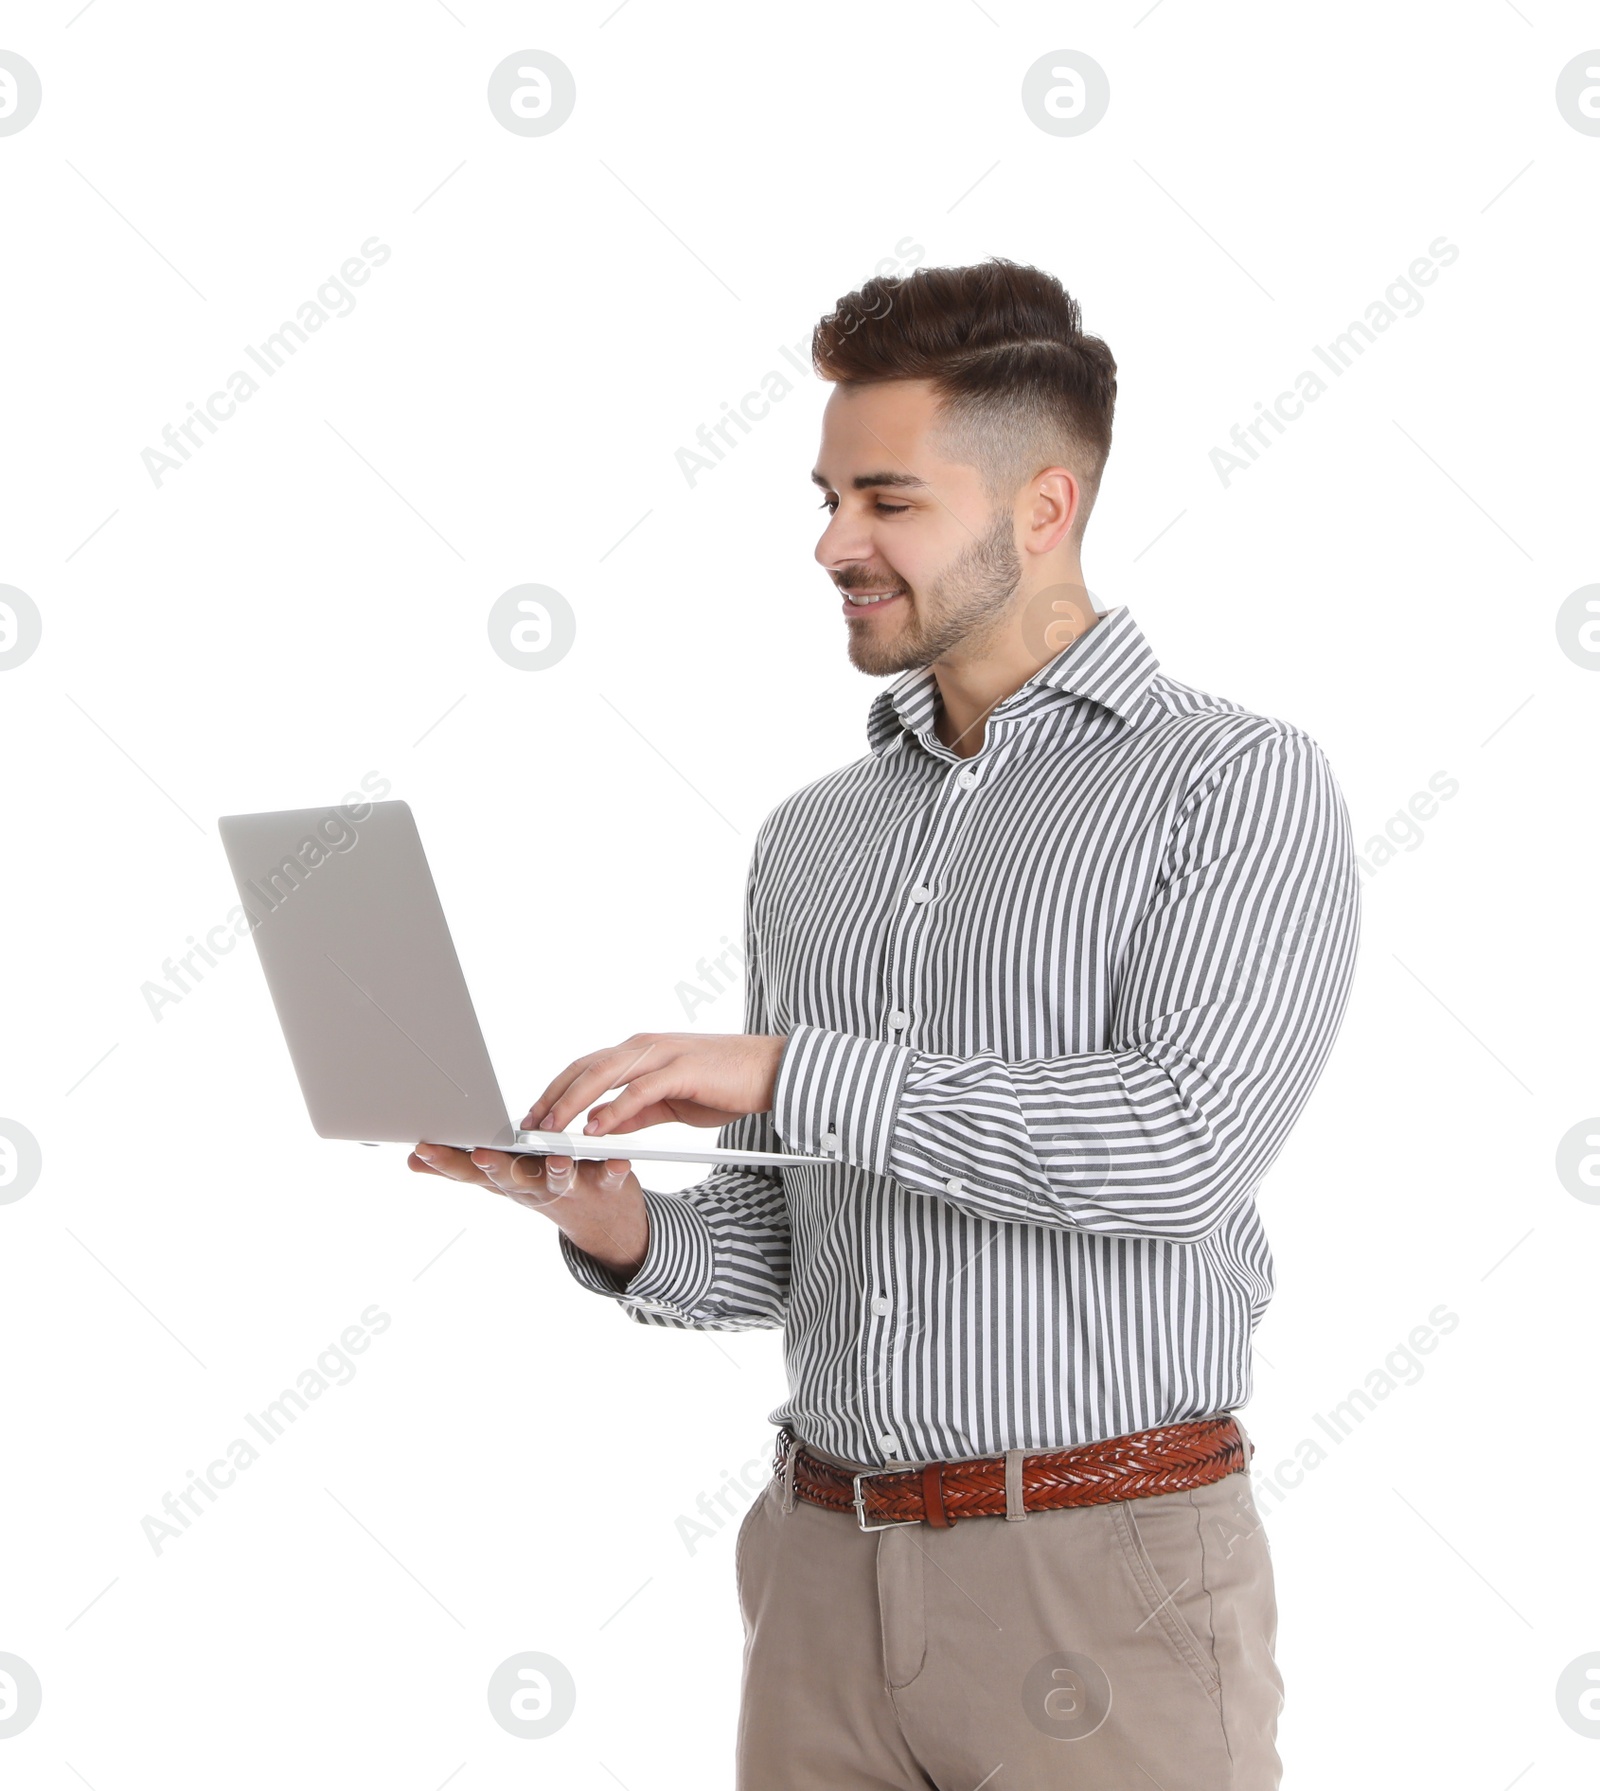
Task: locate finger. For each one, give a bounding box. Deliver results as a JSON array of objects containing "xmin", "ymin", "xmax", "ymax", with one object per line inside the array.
[
  {"xmin": 529, "ymin": 1153, "xmax": 577, "ymax": 1203},
  {"xmin": 470, "ymin": 1149, "xmax": 542, "ymax": 1196},
  {"xmin": 576, "ymin": 1056, "xmax": 684, "ymax": 1133},
  {"xmin": 584, "ymin": 1098, "xmax": 678, "ymax": 1136},
  {"xmin": 478, "ymin": 1148, "xmax": 580, "ymax": 1190},
  {"xmin": 528, "ymin": 1066, "xmax": 622, "ymax": 1133},
  {"xmin": 496, "ymin": 1156, "xmax": 633, "ymax": 1219},
  {"xmin": 527, "ymin": 1042, "xmax": 662, "ymax": 1132},
  {"xmin": 463, "ymin": 1150, "xmax": 544, "ymax": 1208},
  {"xmin": 521, "ymin": 1051, "xmax": 617, "ymax": 1131},
  {"xmin": 413, "ymin": 1143, "xmax": 492, "ymax": 1184},
  {"xmin": 583, "ymin": 1067, "xmax": 679, "ymax": 1135}
]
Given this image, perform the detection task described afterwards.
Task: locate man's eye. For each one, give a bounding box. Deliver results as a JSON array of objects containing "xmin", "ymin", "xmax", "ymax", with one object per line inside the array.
[{"xmin": 815, "ymin": 497, "xmax": 910, "ymax": 515}]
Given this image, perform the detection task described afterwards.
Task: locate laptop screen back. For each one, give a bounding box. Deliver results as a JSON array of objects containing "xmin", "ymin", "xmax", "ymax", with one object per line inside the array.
[{"xmin": 217, "ymin": 799, "xmax": 513, "ymax": 1149}]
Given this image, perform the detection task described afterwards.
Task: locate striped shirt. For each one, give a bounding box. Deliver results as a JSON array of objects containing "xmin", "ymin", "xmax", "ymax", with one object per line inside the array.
[{"xmin": 562, "ymin": 603, "xmax": 1361, "ymax": 1470}]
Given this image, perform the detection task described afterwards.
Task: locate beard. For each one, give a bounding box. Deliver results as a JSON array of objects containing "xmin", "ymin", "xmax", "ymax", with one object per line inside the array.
[{"xmin": 844, "ymin": 508, "xmax": 1023, "ymax": 677}]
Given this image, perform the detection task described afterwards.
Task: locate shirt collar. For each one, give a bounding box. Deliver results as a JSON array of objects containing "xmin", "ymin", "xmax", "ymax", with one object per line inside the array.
[{"xmin": 866, "ymin": 603, "xmax": 1160, "ymax": 758}]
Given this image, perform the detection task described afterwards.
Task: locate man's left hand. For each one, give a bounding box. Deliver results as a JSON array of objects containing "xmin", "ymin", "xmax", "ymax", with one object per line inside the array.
[{"xmin": 523, "ymin": 1032, "xmax": 788, "ymax": 1138}]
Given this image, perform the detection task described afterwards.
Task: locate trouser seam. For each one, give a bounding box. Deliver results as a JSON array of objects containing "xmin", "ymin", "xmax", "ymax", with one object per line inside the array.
[{"xmin": 1188, "ymin": 1487, "xmax": 1234, "ymax": 1769}]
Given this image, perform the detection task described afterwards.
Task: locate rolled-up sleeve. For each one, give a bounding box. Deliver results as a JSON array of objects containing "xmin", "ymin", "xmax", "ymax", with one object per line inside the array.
[{"xmin": 772, "ymin": 729, "xmax": 1361, "ymax": 1242}]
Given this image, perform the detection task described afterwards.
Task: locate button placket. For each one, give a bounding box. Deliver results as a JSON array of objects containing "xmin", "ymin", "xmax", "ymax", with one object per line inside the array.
[
  {"xmin": 894, "ymin": 750, "xmax": 981, "ymax": 1006},
  {"xmin": 876, "ymin": 762, "xmax": 944, "ymax": 1060},
  {"xmin": 881, "ymin": 753, "xmax": 988, "ymax": 1047}
]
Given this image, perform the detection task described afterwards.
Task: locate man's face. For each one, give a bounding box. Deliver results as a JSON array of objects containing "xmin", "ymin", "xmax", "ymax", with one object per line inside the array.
[{"xmin": 812, "ymin": 379, "xmax": 1021, "ymax": 676}]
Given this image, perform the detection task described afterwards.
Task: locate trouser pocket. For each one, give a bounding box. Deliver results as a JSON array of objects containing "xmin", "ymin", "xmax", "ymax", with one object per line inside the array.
[{"xmin": 1111, "ymin": 1488, "xmax": 1223, "ymax": 1705}]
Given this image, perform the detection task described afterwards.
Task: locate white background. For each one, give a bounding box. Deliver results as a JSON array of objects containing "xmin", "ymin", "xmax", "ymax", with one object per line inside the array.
[{"xmin": 2, "ymin": 2, "xmax": 1597, "ymax": 1786}]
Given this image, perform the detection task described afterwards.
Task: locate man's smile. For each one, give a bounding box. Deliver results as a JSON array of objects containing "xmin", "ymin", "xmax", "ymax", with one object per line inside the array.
[{"xmin": 838, "ymin": 588, "xmax": 907, "ymax": 615}]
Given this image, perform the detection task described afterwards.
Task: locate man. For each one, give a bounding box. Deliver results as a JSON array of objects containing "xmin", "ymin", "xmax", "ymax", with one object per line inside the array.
[{"xmin": 412, "ymin": 258, "xmax": 1361, "ymax": 1788}]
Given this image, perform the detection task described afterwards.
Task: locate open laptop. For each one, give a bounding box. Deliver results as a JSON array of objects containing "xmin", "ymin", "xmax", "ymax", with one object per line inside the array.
[{"xmin": 216, "ymin": 799, "xmax": 830, "ymax": 1167}]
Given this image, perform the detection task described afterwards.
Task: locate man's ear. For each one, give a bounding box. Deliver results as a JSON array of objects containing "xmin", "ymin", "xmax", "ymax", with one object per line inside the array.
[{"xmin": 1026, "ymin": 467, "xmax": 1081, "ymax": 555}]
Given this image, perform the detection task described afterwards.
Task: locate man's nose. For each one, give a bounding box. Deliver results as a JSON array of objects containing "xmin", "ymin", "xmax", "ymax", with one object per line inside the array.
[{"xmin": 815, "ymin": 506, "xmax": 872, "ymax": 570}]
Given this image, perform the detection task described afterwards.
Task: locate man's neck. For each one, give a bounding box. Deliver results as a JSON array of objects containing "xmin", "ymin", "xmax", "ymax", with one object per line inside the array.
[{"xmin": 932, "ymin": 584, "xmax": 1101, "ymax": 760}]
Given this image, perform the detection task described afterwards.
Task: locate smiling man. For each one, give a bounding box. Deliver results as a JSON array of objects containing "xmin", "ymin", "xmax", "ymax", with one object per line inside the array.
[{"xmin": 412, "ymin": 258, "xmax": 1361, "ymax": 1788}]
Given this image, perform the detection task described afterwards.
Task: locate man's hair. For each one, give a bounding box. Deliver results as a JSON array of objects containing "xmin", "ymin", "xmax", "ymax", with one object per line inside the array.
[{"xmin": 812, "ymin": 257, "xmax": 1117, "ymax": 540}]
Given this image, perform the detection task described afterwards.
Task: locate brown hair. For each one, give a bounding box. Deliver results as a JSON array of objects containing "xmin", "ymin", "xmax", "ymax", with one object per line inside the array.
[{"xmin": 812, "ymin": 257, "xmax": 1117, "ymax": 539}]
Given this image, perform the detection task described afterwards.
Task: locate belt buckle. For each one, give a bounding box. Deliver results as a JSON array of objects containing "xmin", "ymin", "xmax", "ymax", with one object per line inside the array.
[{"xmin": 851, "ymin": 1465, "xmax": 923, "ymax": 1533}]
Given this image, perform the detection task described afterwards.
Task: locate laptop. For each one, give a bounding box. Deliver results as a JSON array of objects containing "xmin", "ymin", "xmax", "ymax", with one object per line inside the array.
[{"xmin": 216, "ymin": 799, "xmax": 830, "ymax": 1167}]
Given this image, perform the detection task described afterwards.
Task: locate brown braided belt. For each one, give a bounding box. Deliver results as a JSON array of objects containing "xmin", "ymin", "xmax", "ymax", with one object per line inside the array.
[{"xmin": 775, "ymin": 1414, "xmax": 1252, "ymax": 1532}]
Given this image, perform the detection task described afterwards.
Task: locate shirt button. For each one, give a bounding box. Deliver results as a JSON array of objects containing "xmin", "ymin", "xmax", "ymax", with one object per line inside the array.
[
  {"xmin": 878, "ymin": 1433, "xmax": 899, "ymax": 1452},
  {"xmin": 870, "ymin": 1294, "xmax": 891, "ymax": 1315},
  {"xmin": 821, "ymin": 1129, "xmax": 838, "ymax": 1150},
  {"xmin": 945, "ymin": 1176, "xmax": 965, "ymax": 1196},
  {"xmin": 956, "ymin": 768, "xmax": 978, "ymax": 790},
  {"xmin": 887, "ymin": 1009, "xmax": 908, "ymax": 1030},
  {"xmin": 909, "ymin": 884, "xmax": 931, "ymax": 903}
]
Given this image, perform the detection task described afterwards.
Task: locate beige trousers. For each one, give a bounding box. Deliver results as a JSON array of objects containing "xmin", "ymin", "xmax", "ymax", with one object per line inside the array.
[{"xmin": 734, "ymin": 1430, "xmax": 1282, "ymax": 1789}]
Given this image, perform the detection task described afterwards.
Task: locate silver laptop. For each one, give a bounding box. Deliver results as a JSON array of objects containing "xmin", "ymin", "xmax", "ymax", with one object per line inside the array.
[{"xmin": 216, "ymin": 799, "xmax": 829, "ymax": 1167}]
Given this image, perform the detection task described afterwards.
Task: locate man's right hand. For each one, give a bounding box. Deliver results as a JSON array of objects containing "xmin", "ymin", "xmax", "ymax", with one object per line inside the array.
[{"xmin": 408, "ymin": 1143, "xmax": 649, "ymax": 1281}]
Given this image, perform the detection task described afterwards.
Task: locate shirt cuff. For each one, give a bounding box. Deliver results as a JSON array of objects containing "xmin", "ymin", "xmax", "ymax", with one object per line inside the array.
[
  {"xmin": 771, "ymin": 1022, "xmax": 915, "ymax": 1177},
  {"xmin": 558, "ymin": 1187, "xmax": 715, "ymax": 1321}
]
